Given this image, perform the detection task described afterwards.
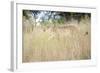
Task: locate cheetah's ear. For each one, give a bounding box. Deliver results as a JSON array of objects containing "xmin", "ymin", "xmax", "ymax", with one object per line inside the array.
[{"xmin": 85, "ymin": 32, "xmax": 88, "ymax": 35}]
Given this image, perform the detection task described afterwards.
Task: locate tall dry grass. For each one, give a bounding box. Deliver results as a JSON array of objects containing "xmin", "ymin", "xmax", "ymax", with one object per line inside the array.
[{"xmin": 22, "ymin": 21, "xmax": 91, "ymax": 62}]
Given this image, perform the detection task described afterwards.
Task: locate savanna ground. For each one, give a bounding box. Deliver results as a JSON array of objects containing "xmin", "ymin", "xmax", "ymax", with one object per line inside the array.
[{"xmin": 22, "ymin": 21, "xmax": 91, "ymax": 62}]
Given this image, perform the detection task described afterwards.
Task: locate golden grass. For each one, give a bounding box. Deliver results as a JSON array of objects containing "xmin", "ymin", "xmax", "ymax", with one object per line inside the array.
[{"xmin": 22, "ymin": 23, "xmax": 91, "ymax": 62}]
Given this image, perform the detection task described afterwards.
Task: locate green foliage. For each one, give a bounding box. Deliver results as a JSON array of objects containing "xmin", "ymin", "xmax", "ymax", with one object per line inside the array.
[
  {"xmin": 23, "ymin": 10, "xmax": 91, "ymax": 27},
  {"xmin": 23, "ymin": 10, "xmax": 30, "ymax": 19}
]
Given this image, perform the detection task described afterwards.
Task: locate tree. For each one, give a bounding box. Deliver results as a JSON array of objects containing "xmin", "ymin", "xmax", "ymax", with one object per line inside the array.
[
  {"xmin": 23, "ymin": 10, "xmax": 31, "ymax": 19},
  {"xmin": 31, "ymin": 11, "xmax": 40, "ymax": 27}
]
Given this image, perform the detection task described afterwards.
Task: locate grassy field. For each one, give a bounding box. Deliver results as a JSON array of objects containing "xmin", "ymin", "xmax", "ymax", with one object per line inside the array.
[{"xmin": 22, "ymin": 21, "xmax": 91, "ymax": 62}]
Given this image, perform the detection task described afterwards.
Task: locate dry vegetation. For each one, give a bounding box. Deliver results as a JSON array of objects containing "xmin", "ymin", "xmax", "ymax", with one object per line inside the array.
[{"xmin": 22, "ymin": 20, "xmax": 91, "ymax": 62}]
